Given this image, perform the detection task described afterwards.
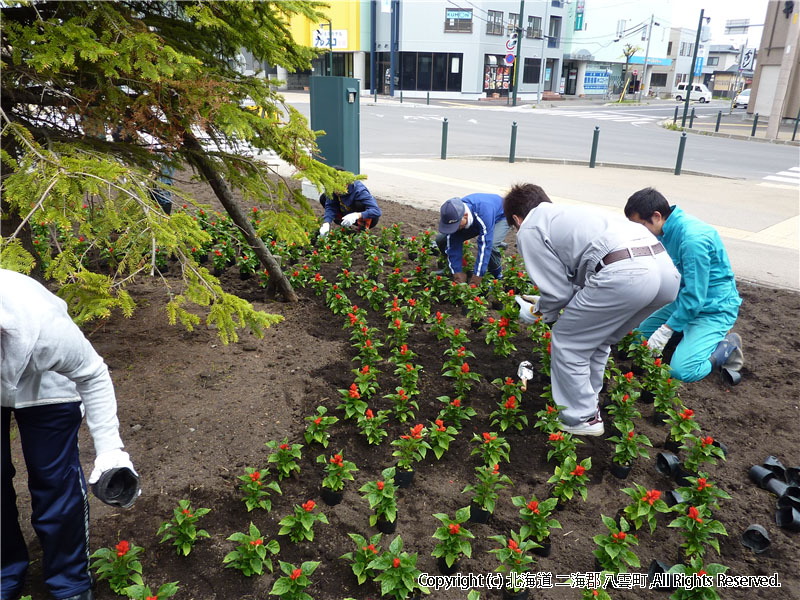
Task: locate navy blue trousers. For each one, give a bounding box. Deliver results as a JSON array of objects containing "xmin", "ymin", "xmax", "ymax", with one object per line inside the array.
[{"xmin": 1, "ymin": 403, "xmax": 92, "ymax": 599}]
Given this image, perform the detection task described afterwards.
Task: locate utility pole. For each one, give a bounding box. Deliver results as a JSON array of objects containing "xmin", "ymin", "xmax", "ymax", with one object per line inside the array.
[
  {"xmin": 536, "ymin": 0, "xmax": 551, "ymax": 105},
  {"xmin": 328, "ymin": 21, "xmax": 333, "ymax": 76},
  {"xmin": 681, "ymin": 9, "xmax": 704, "ymax": 127},
  {"xmin": 729, "ymin": 40, "xmax": 746, "ymax": 112},
  {"xmin": 636, "ymin": 14, "xmax": 654, "ymax": 101},
  {"xmin": 512, "ymin": 0, "xmax": 524, "ymax": 107},
  {"xmin": 766, "ymin": 3, "xmax": 800, "ymax": 139}
]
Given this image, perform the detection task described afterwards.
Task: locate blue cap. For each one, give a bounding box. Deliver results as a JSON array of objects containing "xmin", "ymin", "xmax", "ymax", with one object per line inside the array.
[{"xmin": 438, "ymin": 197, "xmax": 465, "ymax": 234}]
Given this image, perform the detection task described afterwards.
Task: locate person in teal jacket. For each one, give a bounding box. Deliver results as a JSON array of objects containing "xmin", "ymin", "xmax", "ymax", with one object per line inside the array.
[{"xmin": 624, "ymin": 188, "xmax": 743, "ymax": 383}]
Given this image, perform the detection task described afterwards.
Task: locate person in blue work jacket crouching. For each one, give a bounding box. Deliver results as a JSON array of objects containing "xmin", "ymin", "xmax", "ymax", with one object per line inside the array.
[
  {"xmin": 625, "ymin": 187, "xmax": 744, "ymax": 384},
  {"xmin": 435, "ymin": 194, "xmax": 510, "ymax": 286},
  {"xmin": 318, "ymin": 169, "xmax": 381, "ymax": 238}
]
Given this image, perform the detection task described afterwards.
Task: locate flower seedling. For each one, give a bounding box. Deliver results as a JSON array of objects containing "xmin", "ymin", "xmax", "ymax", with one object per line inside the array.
[
  {"xmin": 357, "ymin": 407, "xmax": 390, "ymax": 445},
  {"xmin": 470, "ymin": 431, "xmax": 511, "ymax": 466},
  {"xmin": 621, "ymin": 484, "xmax": 671, "ymax": 534},
  {"xmin": 511, "ymin": 494, "xmax": 562, "ymax": 543},
  {"xmin": 427, "ymin": 310, "xmax": 451, "ymax": 340},
  {"xmin": 489, "ymin": 394, "xmax": 528, "ymax": 432},
  {"xmin": 367, "ymin": 535, "xmax": 428, "ymax": 600},
  {"xmin": 156, "ymin": 500, "xmax": 210, "ymax": 556},
  {"xmin": 388, "ymin": 342, "xmax": 417, "ymax": 365},
  {"xmin": 269, "ymin": 561, "xmax": 320, "ymax": 600},
  {"xmin": 387, "ymin": 315, "xmax": 412, "ymax": 348},
  {"xmin": 266, "ymin": 438, "xmax": 303, "ymax": 480},
  {"xmin": 682, "ymin": 435, "xmax": 726, "ymax": 474},
  {"xmin": 278, "ymin": 500, "xmax": 329, "ymax": 543},
  {"xmin": 428, "ymin": 418, "xmax": 458, "ymax": 460},
  {"xmin": 666, "ymin": 555, "xmax": 729, "ymax": 600},
  {"xmin": 222, "ymin": 522, "xmax": 279, "ymax": 577},
  {"xmin": 607, "ymin": 423, "xmax": 652, "ymax": 466},
  {"xmin": 391, "ymin": 423, "xmax": 431, "ymax": 471},
  {"xmin": 464, "ymin": 294, "xmax": 488, "ymax": 324},
  {"xmin": 545, "ymin": 430, "xmax": 580, "ymax": 464},
  {"xmin": 462, "ymin": 463, "xmax": 512, "ymax": 514},
  {"xmin": 592, "ymin": 515, "xmax": 640, "ymax": 573},
  {"xmin": 548, "ymin": 456, "xmax": 592, "ymax": 504},
  {"xmin": 89, "ymin": 540, "xmax": 144, "ymax": 594},
  {"xmin": 311, "ymin": 272, "xmax": 328, "ymax": 295},
  {"xmin": 606, "ymin": 391, "xmax": 643, "ymax": 424},
  {"xmin": 487, "ymin": 530, "xmax": 539, "ymax": 593},
  {"xmin": 668, "ymin": 504, "xmax": 728, "ymax": 559},
  {"xmin": 338, "ymin": 383, "xmax": 368, "ymax": 420},
  {"xmin": 394, "ymin": 361, "xmax": 422, "ymax": 393},
  {"xmin": 431, "ymin": 507, "xmax": 475, "ymax": 569},
  {"xmin": 665, "ymin": 404, "xmax": 701, "ymax": 448},
  {"xmin": 384, "ymin": 386, "xmax": 418, "ymax": 423},
  {"xmin": 304, "ymin": 406, "xmax": 339, "ymax": 448},
  {"xmin": 484, "ymin": 316, "xmax": 517, "ymax": 357},
  {"xmin": 317, "ymin": 452, "xmax": 358, "ymax": 492},
  {"xmin": 339, "ymin": 533, "xmax": 383, "ymax": 585},
  {"xmin": 533, "ymin": 402, "xmax": 562, "ymax": 435},
  {"xmin": 675, "ymin": 473, "xmax": 731, "ymax": 511},
  {"xmin": 237, "ymin": 252, "xmax": 259, "ymax": 278},
  {"xmin": 360, "ymin": 467, "xmax": 399, "ymax": 527},
  {"xmin": 238, "ymin": 468, "xmax": 282, "ymax": 512},
  {"xmin": 122, "ymin": 582, "xmax": 179, "ymax": 600},
  {"xmin": 436, "ymin": 396, "xmax": 477, "ymax": 431}
]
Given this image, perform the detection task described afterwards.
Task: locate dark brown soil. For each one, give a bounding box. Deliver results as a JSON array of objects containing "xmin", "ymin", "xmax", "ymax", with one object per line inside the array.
[{"xmin": 9, "ymin": 186, "xmax": 800, "ymax": 600}]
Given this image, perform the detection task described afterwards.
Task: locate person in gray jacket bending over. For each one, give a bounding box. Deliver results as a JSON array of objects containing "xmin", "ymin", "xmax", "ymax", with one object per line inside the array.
[
  {"xmin": 503, "ymin": 184, "xmax": 680, "ymax": 436},
  {"xmin": 1, "ymin": 269, "xmax": 138, "ymax": 600}
]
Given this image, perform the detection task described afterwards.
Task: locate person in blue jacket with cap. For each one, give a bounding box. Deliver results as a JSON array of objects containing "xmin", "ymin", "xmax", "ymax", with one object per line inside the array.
[
  {"xmin": 436, "ymin": 194, "xmax": 509, "ymax": 286},
  {"xmin": 625, "ymin": 187, "xmax": 744, "ymax": 384},
  {"xmin": 318, "ymin": 168, "xmax": 381, "ymax": 237}
]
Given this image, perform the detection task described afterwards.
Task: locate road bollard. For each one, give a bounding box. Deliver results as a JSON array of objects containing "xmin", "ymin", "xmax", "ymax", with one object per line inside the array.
[
  {"xmin": 589, "ymin": 126, "xmax": 600, "ymax": 168},
  {"xmin": 374, "ymin": 89, "xmax": 377, "ymax": 103},
  {"xmin": 674, "ymin": 132, "xmax": 687, "ymax": 176},
  {"xmin": 793, "ymin": 105, "xmax": 800, "ymax": 141},
  {"xmin": 751, "ymin": 113, "xmax": 759, "ymax": 137},
  {"xmin": 689, "ymin": 107, "xmax": 696, "ymax": 129},
  {"xmin": 509, "ymin": 121, "xmax": 518, "ymax": 164},
  {"xmin": 400, "ymin": 90, "xmax": 403, "ymax": 103},
  {"xmin": 673, "ymin": 106, "xmax": 679, "ymax": 125},
  {"xmin": 715, "ymin": 111, "xmax": 722, "ymax": 133},
  {"xmin": 426, "ymin": 91, "xmax": 430, "ymax": 105},
  {"xmin": 441, "ymin": 118, "xmax": 448, "ymax": 160}
]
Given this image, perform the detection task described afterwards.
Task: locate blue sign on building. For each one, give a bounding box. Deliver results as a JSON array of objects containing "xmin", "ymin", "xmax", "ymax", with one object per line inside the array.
[
  {"xmin": 584, "ymin": 70, "xmax": 610, "ymax": 93},
  {"xmin": 694, "ymin": 57, "xmax": 704, "ymax": 77},
  {"xmin": 628, "ymin": 56, "xmax": 672, "ymax": 66}
]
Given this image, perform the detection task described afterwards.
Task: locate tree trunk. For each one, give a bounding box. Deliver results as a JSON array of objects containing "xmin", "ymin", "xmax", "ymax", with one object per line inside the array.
[{"xmin": 182, "ymin": 133, "xmax": 298, "ymax": 302}]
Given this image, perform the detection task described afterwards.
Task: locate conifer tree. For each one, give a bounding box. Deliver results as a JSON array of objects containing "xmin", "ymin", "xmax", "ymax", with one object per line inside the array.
[{"xmin": 1, "ymin": 0, "xmax": 351, "ymax": 342}]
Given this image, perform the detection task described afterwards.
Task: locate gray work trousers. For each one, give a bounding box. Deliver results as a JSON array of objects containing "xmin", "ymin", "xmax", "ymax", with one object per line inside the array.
[{"xmin": 551, "ymin": 252, "xmax": 680, "ymax": 426}]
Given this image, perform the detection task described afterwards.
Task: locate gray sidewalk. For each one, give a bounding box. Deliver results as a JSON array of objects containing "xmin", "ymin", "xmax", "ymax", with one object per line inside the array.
[{"xmin": 311, "ymin": 157, "xmax": 799, "ymax": 290}]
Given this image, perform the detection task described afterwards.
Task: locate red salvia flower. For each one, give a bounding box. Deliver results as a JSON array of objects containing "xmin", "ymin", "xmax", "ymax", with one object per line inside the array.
[
  {"xmin": 367, "ymin": 543, "xmax": 377, "ymax": 553},
  {"xmin": 697, "ymin": 478, "xmax": 711, "ymax": 491},
  {"xmin": 504, "ymin": 396, "xmax": 516, "ymax": 409},
  {"xmin": 654, "ymin": 358, "xmax": 662, "ymax": 367},
  {"xmin": 680, "ymin": 408, "xmax": 694, "ymax": 420},
  {"xmin": 250, "ymin": 471, "xmax": 261, "ymax": 481},
  {"xmin": 435, "ymin": 419, "xmax": 446, "ymax": 432},
  {"xmin": 290, "ymin": 568, "xmax": 302, "ymax": 580},
  {"xmin": 688, "ymin": 506, "xmax": 703, "ymax": 523},
  {"xmin": 365, "ymin": 409, "xmax": 374, "ymax": 419},
  {"xmin": 302, "ymin": 500, "xmax": 316, "ymax": 512},
  {"xmin": 499, "ymin": 317, "xmax": 510, "ymax": 327},
  {"xmin": 507, "ymin": 539, "xmax": 520, "ymax": 553},
  {"xmin": 698, "ymin": 570, "xmax": 708, "ymax": 577},
  {"xmin": 115, "ymin": 540, "xmax": 129, "ymax": 557},
  {"xmin": 451, "ymin": 398, "xmax": 461, "ymax": 407},
  {"xmin": 628, "ymin": 430, "xmax": 635, "ymax": 440},
  {"xmin": 624, "ymin": 371, "xmax": 634, "ymax": 382},
  {"xmin": 642, "ymin": 489, "xmax": 661, "ymax": 505},
  {"xmin": 393, "ymin": 558, "xmax": 401, "ymax": 568},
  {"xmin": 461, "ymin": 362, "xmax": 470, "ymax": 373},
  {"xmin": 527, "ymin": 500, "xmax": 539, "ymax": 514},
  {"xmin": 571, "ymin": 465, "xmax": 586, "ymax": 477},
  {"xmin": 410, "ymin": 424, "xmax": 424, "ymax": 439},
  {"xmin": 280, "ymin": 443, "xmax": 289, "ymax": 450},
  {"xmin": 492, "ymin": 463, "xmax": 500, "ymax": 474},
  {"xmin": 376, "ymin": 481, "xmax": 384, "ymax": 490},
  {"xmin": 482, "ymin": 432, "xmax": 496, "ymax": 443},
  {"xmin": 701, "ymin": 436, "xmax": 714, "ymax": 447},
  {"xmin": 330, "ymin": 454, "xmax": 343, "ymax": 466},
  {"xmin": 546, "ymin": 405, "xmax": 556, "ymax": 414},
  {"xmin": 549, "ymin": 432, "xmax": 564, "ymax": 442},
  {"xmin": 499, "ymin": 327, "xmax": 507, "ymax": 337},
  {"xmin": 449, "ymin": 523, "xmax": 460, "ymax": 535},
  {"xmin": 250, "ymin": 538, "xmax": 263, "ymax": 546}
]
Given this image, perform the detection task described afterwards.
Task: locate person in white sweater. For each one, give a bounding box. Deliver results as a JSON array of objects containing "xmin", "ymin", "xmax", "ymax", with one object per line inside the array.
[{"xmin": 1, "ymin": 269, "xmax": 137, "ymax": 600}]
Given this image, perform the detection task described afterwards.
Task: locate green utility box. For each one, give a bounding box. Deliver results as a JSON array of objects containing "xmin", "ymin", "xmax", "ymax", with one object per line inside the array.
[{"xmin": 309, "ymin": 76, "xmax": 360, "ymax": 174}]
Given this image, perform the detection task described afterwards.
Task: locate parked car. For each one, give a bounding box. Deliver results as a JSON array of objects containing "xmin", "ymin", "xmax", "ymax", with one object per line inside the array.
[
  {"xmin": 733, "ymin": 88, "xmax": 750, "ymax": 109},
  {"xmin": 674, "ymin": 82, "xmax": 712, "ymax": 103}
]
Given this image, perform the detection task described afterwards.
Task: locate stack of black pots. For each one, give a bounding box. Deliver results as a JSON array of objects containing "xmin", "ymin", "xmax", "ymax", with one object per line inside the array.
[{"xmin": 748, "ymin": 455, "xmax": 800, "ymax": 533}]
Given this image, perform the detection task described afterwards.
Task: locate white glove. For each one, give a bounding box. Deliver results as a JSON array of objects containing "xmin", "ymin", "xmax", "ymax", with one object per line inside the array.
[
  {"xmin": 647, "ymin": 324, "xmax": 673, "ymax": 354},
  {"xmin": 515, "ymin": 294, "xmax": 541, "ymax": 324},
  {"xmin": 89, "ymin": 449, "xmax": 137, "ymax": 484},
  {"xmin": 318, "ymin": 222, "xmax": 331, "ymax": 237},
  {"xmin": 341, "ymin": 213, "xmax": 360, "ymax": 228}
]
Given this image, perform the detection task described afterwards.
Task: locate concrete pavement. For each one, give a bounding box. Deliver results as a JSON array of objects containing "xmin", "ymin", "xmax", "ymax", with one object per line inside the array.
[{"xmin": 348, "ymin": 158, "xmax": 799, "ymax": 290}]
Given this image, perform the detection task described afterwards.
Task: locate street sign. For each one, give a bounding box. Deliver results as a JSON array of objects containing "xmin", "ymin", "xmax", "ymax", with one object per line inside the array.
[
  {"xmin": 505, "ymin": 53, "xmax": 515, "ymax": 65},
  {"xmin": 740, "ymin": 48, "xmax": 755, "ymax": 71},
  {"xmin": 633, "ymin": 69, "xmax": 638, "ymax": 75},
  {"xmin": 506, "ymin": 34, "xmax": 517, "ymax": 51},
  {"xmin": 694, "ymin": 57, "xmax": 704, "ymax": 77}
]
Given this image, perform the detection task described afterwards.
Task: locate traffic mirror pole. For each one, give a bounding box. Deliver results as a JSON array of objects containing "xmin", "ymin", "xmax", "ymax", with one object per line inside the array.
[
  {"xmin": 681, "ymin": 9, "xmax": 704, "ymax": 128},
  {"xmin": 512, "ymin": 0, "xmax": 524, "ymax": 108}
]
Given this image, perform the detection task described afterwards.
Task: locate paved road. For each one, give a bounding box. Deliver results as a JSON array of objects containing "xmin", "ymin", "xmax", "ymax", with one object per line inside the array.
[{"xmin": 287, "ymin": 94, "xmax": 799, "ymax": 185}]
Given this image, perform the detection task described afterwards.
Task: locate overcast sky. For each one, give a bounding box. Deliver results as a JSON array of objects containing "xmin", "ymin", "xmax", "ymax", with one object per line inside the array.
[{"xmin": 670, "ymin": 0, "xmax": 770, "ymax": 45}]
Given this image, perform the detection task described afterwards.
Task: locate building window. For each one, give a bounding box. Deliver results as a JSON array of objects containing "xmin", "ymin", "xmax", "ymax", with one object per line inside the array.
[
  {"xmin": 650, "ymin": 73, "xmax": 668, "ymax": 87},
  {"xmin": 487, "ymin": 10, "xmax": 504, "ymax": 35},
  {"xmin": 667, "ymin": 41, "xmax": 672, "ymax": 56},
  {"xmin": 398, "ymin": 51, "xmax": 463, "ymax": 91},
  {"xmin": 444, "ymin": 8, "xmax": 473, "ymax": 33},
  {"xmin": 548, "ymin": 16, "xmax": 561, "ymax": 48},
  {"xmin": 527, "ymin": 16, "xmax": 542, "ymax": 38},
  {"xmin": 551, "ymin": 0, "xmax": 563, "ymax": 7},
  {"xmin": 508, "ymin": 13, "xmax": 518, "ymax": 34},
  {"xmin": 679, "ymin": 42, "xmax": 694, "ymax": 57},
  {"xmin": 707, "ymin": 56, "xmax": 719, "ymax": 66},
  {"xmin": 523, "ymin": 58, "xmax": 541, "ymax": 83}
]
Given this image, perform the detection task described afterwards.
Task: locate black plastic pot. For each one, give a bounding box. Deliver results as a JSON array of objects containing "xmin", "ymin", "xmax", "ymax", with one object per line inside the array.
[
  {"xmin": 239, "ymin": 272, "xmax": 252, "ymax": 281},
  {"xmin": 377, "ymin": 516, "xmax": 397, "ymax": 534},
  {"xmin": 647, "ymin": 559, "xmax": 675, "ymax": 590},
  {"xmin": 663, "ymin": 435, "xmax": 681, "ymax": 454},
  {"xmin": 437, "ymin": 556, "xmax": 459, "ymax": 575},
  {"xmin": 651, "ymin": 410, "xmax": 668, "ymax": 426},
  {"xmin": 610, "ymin": 462, "xmax": 633, "ymax": 480},
  {"xmin": 664, "ymin": 489, "xmax": 686, "ymax": 508},
  {"xmin": 532, "ymin": 537, "xmax": 552, "ymax": 558},
  {"xmin": 320, "ymin": 487, "xmax": 343, "ymax": 506},
  {"xmin": 656, "ymin": 452, "xmax": 680, "ymax": 477},
  {"xmin": 393, "ymin": 467, "xmax": 415, "ymax": 489},
  {"xmin": 777, "ymin": 493, "xmax": 800, "ymax": 512},
  {"xmin": 713, "ymin": 440, "xmax": 728, "ymax": 458},
  {"xmin": 786, "ymin": 467, "xmax": 800, "ymax": 486},
  {"xmin": 765, "ymin": 478, "xmax": 800, "ymax": 499},
  {"xmin": 639, "ymin": 389, "xmax": 655, "ymax": 404},
  {"xmin": 502, "ymin": 588, "xmax": 528, "ymax": 600},
  {"xmin": 469, "ymin": 504, "xmax": 491, "ymax": 524},
  {"xmin": 197, "ymin": 254, "xmax": 208, "ymax": 264},
  {"xmin": 741, "ymin": 524, "xmax": 771, "ymax": 553},
  {"xmin": 673, "ymin": 465, "xmax": 692, "ymax": 487},
  {"xmin": 763, "ymin": 456, "xmax": 785, "ymax": 477},
  {"xmin": 748, "ymin": 465, "xmax": 776, "ymax": 489},
  {"xmin": 775, "ymin": 507, "xmax": 800, "ymax": 532}
]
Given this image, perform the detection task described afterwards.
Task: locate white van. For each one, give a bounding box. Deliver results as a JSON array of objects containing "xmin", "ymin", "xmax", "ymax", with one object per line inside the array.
[{"xmin": 674, "ymin": 82, "xmax": 712, "ymax": 103}]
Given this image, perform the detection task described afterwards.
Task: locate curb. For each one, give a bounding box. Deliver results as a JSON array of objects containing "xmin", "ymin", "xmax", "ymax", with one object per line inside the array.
[
  {"xmin": 456, "ymin": 155, "xmax": 737, "ymax": 179},
  {"xmin": 658, "ymin": 120, "xmax": 800, "ymax": 146}
]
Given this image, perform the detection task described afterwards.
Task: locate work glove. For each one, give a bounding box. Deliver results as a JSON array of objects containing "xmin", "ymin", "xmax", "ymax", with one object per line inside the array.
[
  {"xmin": 89, "ymin": 448, "xmax": 137, "ymax": 484},
  {"xmin": 517, "ymin": 360, "xmax": 534, "ymax": 392},
  {"xmin": 318, "ymin": 222, "xmax": 331, "ymax": 237},
  {"xmin": 453, "ymin": 272, "xmax": 467, "ymax": 284},
  {"xmin": 647, "ymin": 324, "xmax": 673, "ymax": 354},
  {"xmin": 515, "ymin": 294, "xmax": 541, "ymax": 324},
  {"xmin": 469, "ymin": 274, "xmax": 482, "ymax": 287},
  {"xmin": 341, "ymin": 213, "xmax": 360, "ymax": 228}
]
